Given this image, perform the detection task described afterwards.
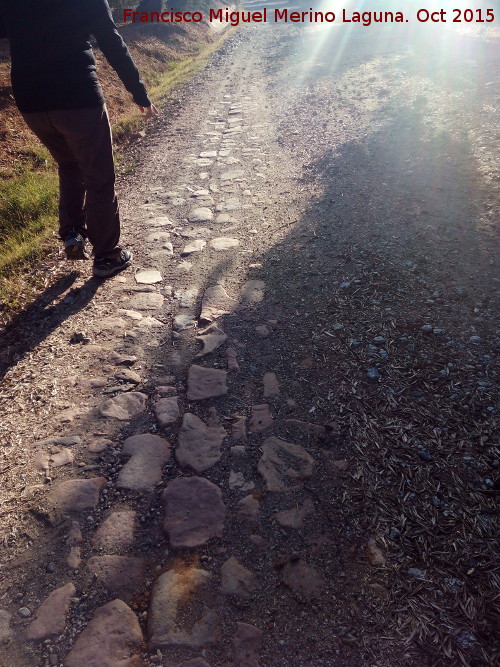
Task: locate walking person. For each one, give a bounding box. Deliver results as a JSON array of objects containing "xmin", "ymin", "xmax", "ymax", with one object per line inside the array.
[{"xmin": 0, "ymin": 0, "xmax": 158, "ymax": 278}]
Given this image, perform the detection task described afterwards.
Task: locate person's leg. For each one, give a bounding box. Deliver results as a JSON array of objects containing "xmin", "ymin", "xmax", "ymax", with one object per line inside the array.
[
  {"xmin": 49, "ymin": 105, "xmax": 121, "ymax": 258},
  {"xmin": 21, "ymin": 112, "xmax": 86, "ymax": 242}
]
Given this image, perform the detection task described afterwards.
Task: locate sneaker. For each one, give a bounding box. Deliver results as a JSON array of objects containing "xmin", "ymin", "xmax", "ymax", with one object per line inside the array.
[
  {"xmin": 64, "ymin": 230, "xmax": 89, "ymax": 260},
  {"xmin": 93, "ymin": 249, "xmax": 133, "ymax": 278}
]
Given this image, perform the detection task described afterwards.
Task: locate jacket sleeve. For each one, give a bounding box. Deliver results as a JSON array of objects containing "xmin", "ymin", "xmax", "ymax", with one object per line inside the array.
[{"xmin": 89, "ymin": 0, "xmax": 151, "ymax": 107}]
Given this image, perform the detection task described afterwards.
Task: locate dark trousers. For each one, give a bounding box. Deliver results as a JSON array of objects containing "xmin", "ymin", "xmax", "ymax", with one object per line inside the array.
[{"xmin": 21, "ymin": 105, "xmax": 121, "ymax": 258}]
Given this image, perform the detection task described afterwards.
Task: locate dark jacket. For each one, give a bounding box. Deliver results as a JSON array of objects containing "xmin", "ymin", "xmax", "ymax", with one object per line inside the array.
[{"xmin": 0, "ymin": 0, "xmax": 151, "ymax": 113}]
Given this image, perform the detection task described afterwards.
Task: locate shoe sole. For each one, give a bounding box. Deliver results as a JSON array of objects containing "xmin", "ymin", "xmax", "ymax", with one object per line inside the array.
[{"xmin": 92, "ymin": 252, "xmax": 133, "ymax": 279}]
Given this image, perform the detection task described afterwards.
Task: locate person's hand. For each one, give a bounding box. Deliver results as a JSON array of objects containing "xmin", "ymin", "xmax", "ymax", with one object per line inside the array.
[{"xmin": 139, "ymin": 104, "xmax": 159, "ymax": 119}]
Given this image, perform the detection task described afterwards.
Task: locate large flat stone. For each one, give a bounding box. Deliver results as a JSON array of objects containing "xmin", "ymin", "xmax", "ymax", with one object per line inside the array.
[
  {"xmin": 200, "ymin": 285, "xmax": 238, "ymax": 322},
  {"xmin": 195, "ymin": 324, "xmax": 227, "ymax": 359},
  {"xmin": 249, "ymin": 404, "xmax": 274, "ymax": 433},
  {"xmin": 153, "ymin": 397, "xmax": 180, "ymax": 428},
  {"xmin": 98, "ymin": 392, "xmax": 147, "ymax": 421},
  {"xmin": 64, "ymin": 599, "xmax": 142, "ymax": 667},
  {"xmin": 220, "ymin": 557, "xmax": 258, "ymax": 597},
  {"xmin": 135, "ymin": 270, "xmax": 162, "ymax": 284},
  {"xmin": 176, "ymin": 413, "xmax": 226, "ymax": 473},
  {"xmin": 233, "ymin": 623, "xmax": 263, "ymax": 667},
  {"xmin": 148, "ymin": 569, "xmax": 218, "ymax": 649},
  {"xmin": 187, "ymin": 365, "xmax": 228, "ymax": 401},
  {"xmin": 188, "ymin": 208, "xmax": 213, "ymax": 223},
  {"xmin": 127, "ymin": 292, "xmax": 164, "ymax": 311},
  {"xmin": 282, "ymin": 559, "xmax": 324, "ymax": 599},
  {"xmin": 257, "ymin": 437, "xmax": 314, "ymax": 491},
  {"xmin": 210, "ymin": 237, "xmax": 240, "ymax": 251},
  {"xmin": 93, "ymin": 511, "xmax": 136, "ymax": 551},
  {"xmin": 117, "ymin": 434, "xmax": 171, "ymax": 490},
  {"xmin": 275, "ymin": 499, "xmax": 315, "ymax": 529},
  {"xmin": 27, "ymin": 583, "xmax": 75, "ymax": 641},
  {"xmin": 162, "ymin": 477, "xmax": 226, "ymax": 548},
  {"xmin": 240, "ymin": 280, "xmax": 265, "ymax": 305},
  {"xmin": 87, "ymin": 556, "xmax": 145, "ymax": 591},
  {"xmin": 49, "ymin": 478, "xmax": 106, "ymax": 513}
]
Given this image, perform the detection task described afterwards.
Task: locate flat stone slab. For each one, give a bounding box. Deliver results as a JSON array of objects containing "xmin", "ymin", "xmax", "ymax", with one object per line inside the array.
[
  {"xmin": 232, "ymin": 416, "xmax": 247, "ymax": 441},
  {"xmin": 188, "ymin": 208, "xmax": 213, "ymax": 223},
  {"xmin": 0, "ymin": 610, "xmax": 12, "ymax": 644},
  {"xmin": 220, "ymin": 557, "xmax": 258, "ymax": 597},
  {"xmin": 187, "ymin": 365, "xmax": 228, "ymax": 401},
  {"xmin": 195, "ymin": 324, "xmax": 227, "ymax": 359},
  {"xmin": 148, "ymin": 569, "xmax": 218, "ymax": 649},
  {"xmin": 93, "ymin": 511, "xmax": 136, "ymax": 551},
  {"xmin": 240, "ymin": 280, "xmax": 265, "ymax": 304},
  {"xmin": 37, "ymin": 435, "xmax": 81, "ymax": 447},
  {"xmin": 64, "ymin": 599, "xmax": 143, "ymax": 667},
  {"xmin": 220, "ymin": 169, "xmax": 245, "ymax": 180},
  {"xmin": 49, "ymin": 477, "xmax": 106, "ymax": 513},
  {"xmin": 26, "ymin": 583, "xmax": 75, "ymax": 641},
  {"xmin": 263, "ymin": 373, "xmax": 280, "ymax": 397},
  {"xmin": 210, "ymin": 237, "xmax": 240, "ymax": 251},
  {"xmin": 114, "ymin": 368, "xmax": 141, "ymax": 384},
  {"xmin": 257, "ymin": 437, "xmax": 315, "ymax": 492},
  {"xmin": 88, "ymin": 438, "xmax": 114, "ymax": 454},
  {"xmin": 176, "ymin": 413, "xmax": 226, "ymax": 473},
  {"xmin": 233, "ymin": 623, "xmax": 263, "ymax": 667},
  {"xmin": 200, "ymin": 285, "xmax": 238, "ymax": 322},
  {"xmin": 146, "ymin": 231, "xmax": 170, "ymax": 242},
  {"xmin": 282, "ymin": 559, "xmax": 324, "ymax": 599},
  {"xmin": 154, "ymin": 396, "xmax": 180, "ymax": 428},
  {"xmin": 99, "ymin": 392, "xmax": 147, "ymax": 421},
  {"xmin": 34, "ymin": 447, "xmax": 73, "ymax": 471},
  {"xmin": 249, "ymin": 404, "xmax": 274, "ymax": 433},
  {"xmin": 117, "ymin": 434, "xmax": 171, "ymax": 490},
  {"xmin": 174, "ymin": 313, "xmax": 197, "ymax": 331},
  {"xmin": 127, "ymin": 292, "xmax": 164, "ymax": 310},
  {"xmin": 182, "ymin": 239, "xmax": 206, "ymax": 256},
  {"xmin": 229, "ymin": 471, "xmax": 255, "ymax": 492},
  {"xmin": 162, "ymin": 477, "xmax": 226, "ymax": 548},
  {"xmin": 226, "ymin": 347, "xmax": 240, "ymax": 372},
  {"xmin": 275, "ymin": 499, "xmax": 315, "ymax": 529},
  {"xmin": 238, "ymin": 495, "xmax": 260, "ymax": 522},
  {"xmin": 135, "ymin": 270, "xmax": 162, "ymax": 284},
  {"xmin": 87, "ymin": 556, "xmax": 145, "ymax": 591}
]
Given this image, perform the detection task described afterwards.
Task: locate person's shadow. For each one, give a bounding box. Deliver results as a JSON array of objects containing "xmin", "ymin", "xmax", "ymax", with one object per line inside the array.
[{"xmin": 0, "ymin": 272, "xmax": 103, "ymax": 381}]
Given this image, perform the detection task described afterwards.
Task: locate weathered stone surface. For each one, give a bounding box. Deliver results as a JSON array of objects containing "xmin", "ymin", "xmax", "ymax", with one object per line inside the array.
[
  {"xmin": 282, "ymin": 559, "xmax": 324, "ymax": 599},
  {"xmin": 26, "ymin": 583, "xmax": 75, "ymax": 641},
  {"xmin": 162, "ymin": 477, "xmax": 226, "ymax": 548},
  {"xmin": 195, "ymin": 324, "xmax": 227, "ymax": 359},
  {"xmin": 249, "ymin": 404, "xmax": 274, "ymax": 434},
  {"xmin": 233, "ymin": 623, "xmax": 263, "ymax": 667},
  {"xmin": 110, "ymin": 352, "xmax": 137, "ymax": 366},
  {"xmin": 263, "ymin": 373, "xmax": 279, "ymax": 397},
  {"xmin": 220, "ymin": 169, "xmax": 245, "ymax": 180},
  {"xmin": 154, "ymin": 397, "xmax": 180, "ymax": 428},
  {"xmin": 87, "ymin": 556, "xmax": 145, "ymax": 591},
  {"xmin": 187, "ymin": 365, "xmax": 228, "ymax": 401},
  {"xmin": 67, "ymin": 547, "xmax": 81, "ymax": 569},
  {"xmin": 175, "ymin": 286, "xmax": 199, "ymax": 308},
  {"xmin": 174, "ymin": 313, "xmax": 197, "ymax": 331},
  {"xmin": 228, "ymin": 471, "xmax": 254, "ymax": 492},
  {"xmin": 182, "ymin": 239, "xmax": 207, "ymax": 255},
  {"xmin": 127, "ymin": 292, "xmax": 164, "ymax": 311},
  {"xmin": 210, "ymin": 237, "xmax": 240, "ymax": 251},
  {"xmin": 176, "ymin": 659, "xmax": 211, "ymax": 667},
  {"xmin": 93, "ymin": 511, "xmax": 136, "ymax": 551},
  {"xmin": 66, "ymin": 521, "xmax": 82, "ymax": 546},
  {"xmin": 0, "ymin": 610, "xmax": 12, "ymax": 644},
  {"xmin": 238, "ymin": 494, "xmax": 260, "ymax": 522},
  {"xmin": 257, "ymin": 437, "xmax": 314, "ymax": 492},
  {"xmin": 275, "ymin": 499, "xmax": 315, "ymax": 529},
  {"xmin": 366, "ymin": 539, "xmax": 386, "ymax": 567},
  {"xmin": 37, "ymin": 435, "xmax": 81, "ymax": 447},
  {"xmin": 35, "ymin": 448, "xmax": 74, "ymax": 471},
  {"xmin": 188, "ymin": 208, "xmax": 213, "ymax": 223},
  {"xmin": 226, "ymin": 347, "xmax": 240, "ymax": 372},
  {"xmin": 232, "ymin": 416, "xmax": 247, "ymax": 441},
  {"xmin": 176, "ymin": 413, "xmax": 226, "ymax": 473},
  {"xmin": 115, "ymin": 368, "xmax": 141, "ymax": 384},
  {"xmin": 285, "ymin": 419, "xmax": 326, "ymax": 437},
  {"xmin": 50, "ymin": 478, "xmax": 106, "ymax": 513},
  {"xmin": 99, "ymin": 392, "xmax": 147, "ymax": 421},
  {"xmin": 200, "ymin": 285, "xmax": 238, "ymax": 322},
  {"xmin": 64, "ymin": 599, "xmax": 143, "ymax": 667},
  {"xmin": 220, "ymin": 557, "xmax": 258, "ymax": 597},
  {"xmin": 148, "ymin": 569, "xmax": 218, "ymax": 649},
  {"xmin": 117, "ymin": 434, "xmax": 171, "ymax": 490},
  {"xmin": 117, "ymin": 308, "xmax": 143, "ymax": 320},
  {"xmin": 240, "ymin": 280, "xmax": 265, "ymax": 305},
  {"xmin": 135, "ymin": 270, "xmax": 162, "ymax": 284},
  {"xmin": 88, "ymin": 438, "xmax": 114, "ymax": 454}
]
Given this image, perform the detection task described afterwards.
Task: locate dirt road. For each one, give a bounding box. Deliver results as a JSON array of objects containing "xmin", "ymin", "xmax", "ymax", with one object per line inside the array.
[{"xmin": 0, "ymin": 10, "xmax": 498, "ymax": 667}]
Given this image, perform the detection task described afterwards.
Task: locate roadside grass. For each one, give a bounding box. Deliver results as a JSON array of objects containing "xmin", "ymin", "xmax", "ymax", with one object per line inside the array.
[{"xmin": 0, "ymin": 27, "xmax": 233, "ymax": 317}]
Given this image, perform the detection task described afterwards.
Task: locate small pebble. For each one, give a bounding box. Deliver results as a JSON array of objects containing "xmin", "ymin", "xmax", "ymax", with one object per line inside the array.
[{"xmin": 17, "ymin": 607, "xmax": 31, "ymax": 618}]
